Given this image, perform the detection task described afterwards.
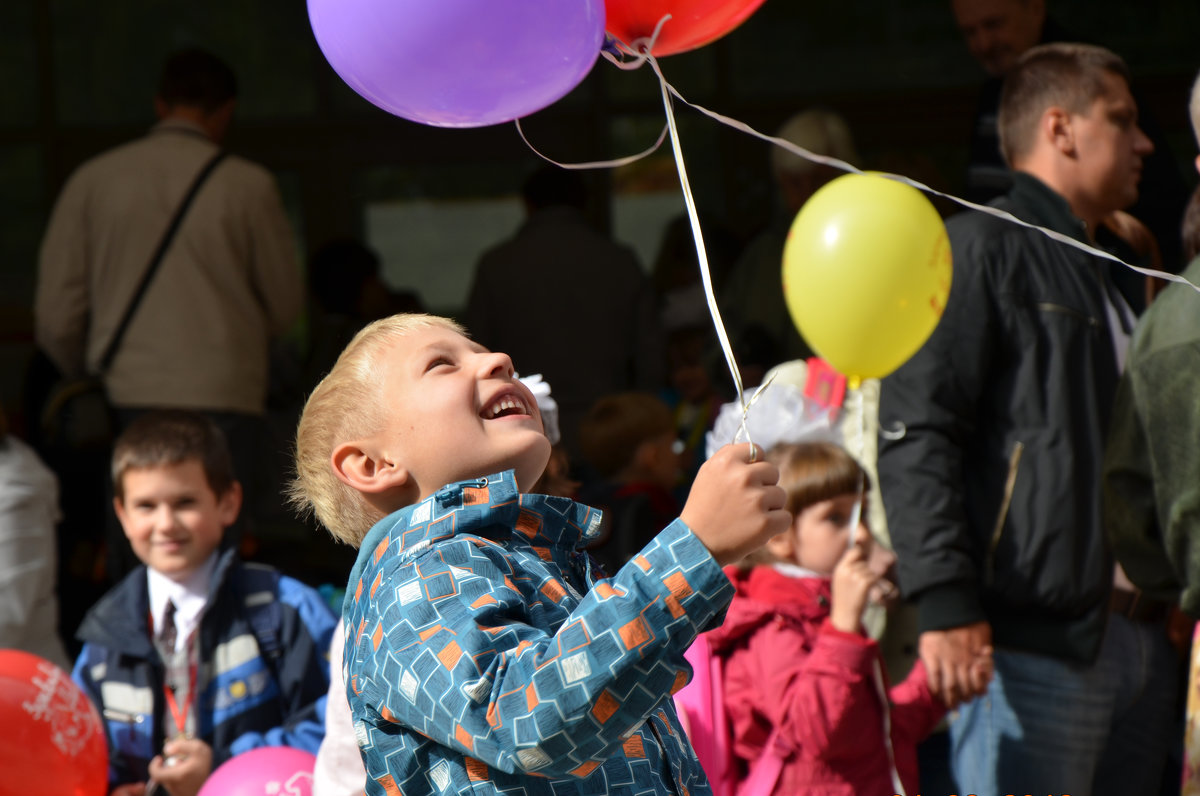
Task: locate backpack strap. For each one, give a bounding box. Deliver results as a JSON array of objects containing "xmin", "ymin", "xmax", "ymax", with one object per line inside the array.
[
  {"xmin": 238, "ymin": 563, "xmax": 284, "ymax": 666},
  {"xmin": 741, "ymin": 727, "xmax": 787, "ymax": 795}
]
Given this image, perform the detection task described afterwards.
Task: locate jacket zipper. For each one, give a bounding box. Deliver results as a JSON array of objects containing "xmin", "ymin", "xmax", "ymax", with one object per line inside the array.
[
  {"xmin": 985, "ymin": 441, "xmax": 1024, "ymax": 585},
  {"xmin": 1036, "ymin": 301, "xmax": 1100, "ymax": 327}
]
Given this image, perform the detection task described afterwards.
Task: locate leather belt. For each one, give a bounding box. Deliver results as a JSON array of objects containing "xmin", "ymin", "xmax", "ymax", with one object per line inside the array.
[{"xmin": 1109, "ymin": 587, "xmax": 1170, "ymax": 623}]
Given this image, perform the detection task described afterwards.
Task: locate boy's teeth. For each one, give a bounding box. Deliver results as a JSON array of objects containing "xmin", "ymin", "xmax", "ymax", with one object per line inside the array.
[{"xmin": 488, "ymin": 397, "xmax": 524, "ymax": 418}]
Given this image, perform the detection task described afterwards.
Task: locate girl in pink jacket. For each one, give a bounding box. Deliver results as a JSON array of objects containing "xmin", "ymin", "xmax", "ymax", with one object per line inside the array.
[{"xmin": 707, "ymin": 441, "xmax": 988, "ymax": 795}]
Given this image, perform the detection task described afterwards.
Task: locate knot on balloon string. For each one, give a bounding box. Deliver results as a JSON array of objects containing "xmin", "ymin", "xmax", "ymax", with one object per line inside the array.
[{"xmin": 600, "ymin": 14, "xmax": 672, "ymax": 70}]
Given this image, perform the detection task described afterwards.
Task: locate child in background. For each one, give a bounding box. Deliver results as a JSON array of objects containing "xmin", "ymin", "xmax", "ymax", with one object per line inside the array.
[
  {"xmin": 73, "ymin": 410, "xmax": 337, "ymax": 796},
  {"xmin": 576, "ymin": 391, "xmax": 683, "ymax": 575},
  {"xmin": 289, "ymin": 313, "xmax": 789, "ymax": 796},
  {"xmin": 706, "ymin": 441, "xmax": 991, "ymax": 795}
]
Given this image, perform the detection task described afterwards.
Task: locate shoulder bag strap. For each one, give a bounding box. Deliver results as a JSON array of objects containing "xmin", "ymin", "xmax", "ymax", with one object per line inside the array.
[{"xmin": 97, "ymin": 149, "xmax": 229, "ymax": 372}]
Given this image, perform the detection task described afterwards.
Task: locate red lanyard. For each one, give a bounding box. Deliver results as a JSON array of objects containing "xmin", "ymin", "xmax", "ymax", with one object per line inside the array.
[
  {"xmin": 150, "ymin": 610, "xmax": 197, "ymax": 739},
  {"xmin": 163, "ymin": 656, "xmax": 197, "ymax": 739}
]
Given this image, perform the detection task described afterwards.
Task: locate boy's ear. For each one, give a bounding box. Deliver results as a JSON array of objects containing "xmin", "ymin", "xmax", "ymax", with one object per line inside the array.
[
  {"xmin": 112, "ymin": 495, "xmax": 130, "ymax": 534},
  {"xmin": 217, "ymin": 480, "xmax": 242, "ymax": 527},
  {"xmin": 332, "ymin": 440, "xmax": 412, "ymax": 497}
]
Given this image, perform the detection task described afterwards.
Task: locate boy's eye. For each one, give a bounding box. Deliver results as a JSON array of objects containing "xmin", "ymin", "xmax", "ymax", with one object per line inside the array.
[{"xmin": 425, "ymin": 356, "xmax": 453, "ymax": 372}]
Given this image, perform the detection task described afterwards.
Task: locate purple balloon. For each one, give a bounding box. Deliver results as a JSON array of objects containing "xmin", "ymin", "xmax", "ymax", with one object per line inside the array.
[
  {"xmin": 309, "ymin": 0, "xmax": 605, "ymax": 128},
  {"xmin": 197, "ymin": 746, "xmax": 316, "ymax": 796}
]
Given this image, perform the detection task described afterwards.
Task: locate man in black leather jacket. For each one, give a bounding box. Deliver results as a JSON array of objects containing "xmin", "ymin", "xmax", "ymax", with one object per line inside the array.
[{"xmin": 878, "ymin": 42, "xmax": 1175, "ymax": 796}]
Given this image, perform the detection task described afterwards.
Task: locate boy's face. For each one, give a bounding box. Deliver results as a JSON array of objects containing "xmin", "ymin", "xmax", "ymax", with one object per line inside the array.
[
  {"xmin": 375, "ymin": 326, "xmax": 551, "ymax": 499},
  {"xmin": 114, "ymin": 459, "xmax": 239, "ymax": 581}
]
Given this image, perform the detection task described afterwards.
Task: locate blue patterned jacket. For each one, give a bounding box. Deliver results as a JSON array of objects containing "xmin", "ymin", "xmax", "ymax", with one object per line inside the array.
[
  {"xmin": 73, "ymin": 548, "xmax": 337, "ymax": 788},
  {"xmin": 342, "ymin": 470, "xmax": 735, "ymax": 795}
]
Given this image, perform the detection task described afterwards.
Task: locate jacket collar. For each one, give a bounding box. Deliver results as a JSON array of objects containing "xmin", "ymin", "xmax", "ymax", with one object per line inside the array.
[
  {"xmin": 150, "ymin": 117, "xmax": 212, "ymax": 141},
  {"xmin": 348, "ymin": 471, "xmax": 603, "ymax": 600},
  {"xmin": 77, "ymin": 547, "xmax": 239, "ymax": 658},
  {"xmin": 1007, "ymin": 171, "xmax": 1091, "ymax": 244}
]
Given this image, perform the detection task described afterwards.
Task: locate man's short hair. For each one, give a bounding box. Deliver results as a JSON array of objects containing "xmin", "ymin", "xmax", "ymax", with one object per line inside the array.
[
  {"xmin": 998, "ymin": 42, "xmax": 1131, "ymax": 166},
  {"xmin": 1189, "ymin": 68, "xmax": 1200, "ymax": 148},
  {"xmin": 579, "ymin": 392, "xmax": 675, "ymax": 480},
  {"xmin": 289, "ymin": 313, "xmax": 465, "ymax": 547},
  {"xmin": 112, "ymin": 410, "xmax": 235, "ymax": 501},
  {"xmin": 157, "ymin": 48, "xmax": 238, "ymax": 113}
]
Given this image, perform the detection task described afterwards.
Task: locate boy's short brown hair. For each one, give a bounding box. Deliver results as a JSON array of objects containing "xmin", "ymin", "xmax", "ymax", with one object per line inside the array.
[
  {"xmin": 579, "ymin": 392, "xmax": 675, "ymax": 480},
  {"xmin": 998, "ymin": 42, "xmax": 1131, "ymax": 166},
  {"xmin": 112, "ymin": 409, "xmax": 236, "ymax": 501},
  {"xmin": 289, "ymin": 313, "xmax": 465, "ymax": 547}
]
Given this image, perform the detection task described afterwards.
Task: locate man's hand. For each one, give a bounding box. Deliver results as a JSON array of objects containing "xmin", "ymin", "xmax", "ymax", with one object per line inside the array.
[
  {"xmin": 919, "ymin": 621, "xmax": 994, "ymax": 708},
  {"xmin": 146, "ymin": 737, "xmax": 213, "ymax": 796},
  {"xmin": 680, "ymin": 443, "xmax": 791, "ymax": 567}
]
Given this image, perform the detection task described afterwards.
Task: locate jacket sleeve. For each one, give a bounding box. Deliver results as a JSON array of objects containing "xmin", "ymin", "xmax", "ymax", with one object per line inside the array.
[
  {"xmin": 0, "ymin": 448, "xmax": 67, "ymax": 669},
  {"xmin": 1104, "ymin": 342, "xmax": 1200, "ymax": 616},
  {"xmin": 347, "ymin": 520, "xmax": 732, "ymax": 778},
  {"xmin": 228, "ymin": 577, "xmax": 338, "ymax": 757},
  {"xmin": 877, "ymin": 223, "xmax": 1000, "ymax": 633},
  {"xmin": 72, "ymin": 644, "xmax": 126, "ymax": 790},
  {"xmin": 885, "ymin": 657, "xmax": 946, "ymax": 746}
]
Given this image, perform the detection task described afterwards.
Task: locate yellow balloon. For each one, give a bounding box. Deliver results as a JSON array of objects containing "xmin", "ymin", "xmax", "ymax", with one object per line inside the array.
[{"xmin": 782, "ymin": 172, "xmax": 951, "ymax": 383}]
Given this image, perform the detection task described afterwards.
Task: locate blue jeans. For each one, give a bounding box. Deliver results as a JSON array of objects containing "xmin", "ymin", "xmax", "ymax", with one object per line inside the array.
[{"xmin": 949, "ymin": 613, "xmax": 1178, "ymax": 796}]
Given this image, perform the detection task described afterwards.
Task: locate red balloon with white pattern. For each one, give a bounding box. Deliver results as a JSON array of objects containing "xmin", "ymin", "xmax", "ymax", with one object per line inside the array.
[{"xmin": 0, "ymin": 649, "xmax": 108, "ymax": 796}]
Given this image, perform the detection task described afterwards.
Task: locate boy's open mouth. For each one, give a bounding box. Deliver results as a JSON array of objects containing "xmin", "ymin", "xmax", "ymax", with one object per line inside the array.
[{"xmin": 482, "ymin": 393, "xmax": 531, "ymax": 420}]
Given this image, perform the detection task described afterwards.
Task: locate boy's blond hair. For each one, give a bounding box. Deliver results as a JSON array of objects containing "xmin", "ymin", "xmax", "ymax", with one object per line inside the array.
[{"xmin": 289, "ymin": 313, "xmax": 465, "ymax": 547}]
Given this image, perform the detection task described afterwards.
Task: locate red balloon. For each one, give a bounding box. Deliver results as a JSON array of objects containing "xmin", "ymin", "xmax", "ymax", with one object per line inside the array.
[
  {"xmin": 0, "ymin": 650, "xmax": 108, "ymax": 796},
  {"xmin": 605, "ymin": 0, "xmax": 767, "ymax": 57}
]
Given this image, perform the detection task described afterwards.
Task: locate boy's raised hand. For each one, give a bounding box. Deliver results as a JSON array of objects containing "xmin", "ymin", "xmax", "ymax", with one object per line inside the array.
[{"xmin": 680, "ymin": 442, "xmax": 790, "ymax": 567}]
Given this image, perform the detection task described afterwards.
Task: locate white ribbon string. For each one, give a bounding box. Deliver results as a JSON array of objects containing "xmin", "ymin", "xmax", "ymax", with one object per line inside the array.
[
  {"xmin": 646, "ymin": 50, "xmax": 753, "ymax": 449},
  {"xmin": 515, "ymin": 119, "xmax": 670, "ymax": 171},
  {"xmin": 518, "ymin": 15, "xmax": 1200, "ymax": 461},
  {"xmin": 664, "ymin": 84, "xmax": 1200, "ymax": 294}
]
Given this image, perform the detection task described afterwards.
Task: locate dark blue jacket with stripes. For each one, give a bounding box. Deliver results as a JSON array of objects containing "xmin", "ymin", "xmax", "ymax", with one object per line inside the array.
[{"xmin": 72, "ymin": 548, "xmax": 338, "ymax": 788}]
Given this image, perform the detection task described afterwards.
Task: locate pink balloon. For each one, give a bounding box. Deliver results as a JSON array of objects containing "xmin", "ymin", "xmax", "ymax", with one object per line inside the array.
[
  {"xmin": 198, "ymin": 746, "xmax": 317, "ymax": 796},
  {"xmin": 0, "ymin": 649, "xmax": 108, "ymax": 796},
  {"xmin": 308, "ymin": 0, "xmax": 605, "ymax": 128}
]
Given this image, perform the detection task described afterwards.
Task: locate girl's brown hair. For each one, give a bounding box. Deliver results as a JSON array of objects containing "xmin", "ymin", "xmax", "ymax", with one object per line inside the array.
[
  {"xmin": 737, "ymin": 441, "xmax": 868, "ymax": 570},
  {"xmin": 768, "ymin": 441, "xmax": 870, "ymax": 515}
]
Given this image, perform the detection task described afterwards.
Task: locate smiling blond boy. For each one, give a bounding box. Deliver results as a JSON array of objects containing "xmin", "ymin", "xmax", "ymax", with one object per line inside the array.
[{"xmin": 290, "ymin": 313, "xmax": 789, "ymax": 796}]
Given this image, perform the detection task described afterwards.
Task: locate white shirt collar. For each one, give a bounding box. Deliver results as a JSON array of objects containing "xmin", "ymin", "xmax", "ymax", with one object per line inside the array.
[
  {"xmin": 147, "ymin": 553, "xmax": 218, "ymax": 651},
  {"xmin": 772, "ymin": 561, "xmax": 826, "ymax": 580}
]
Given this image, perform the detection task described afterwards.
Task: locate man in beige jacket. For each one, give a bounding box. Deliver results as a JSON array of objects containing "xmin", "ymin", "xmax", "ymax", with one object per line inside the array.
[{"xmin": 35, "ymin": 49, "xmax": 302, "ymax": 583}]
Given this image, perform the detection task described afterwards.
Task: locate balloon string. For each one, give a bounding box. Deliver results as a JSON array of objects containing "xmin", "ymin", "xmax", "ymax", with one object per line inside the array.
[
  {"xmin": 663, "ymin": 85, "xmax": 1200, "ymax": 295},
  {"xmin": 646, "ymin": 50, "xmax": 753, "ymax": 448},
  {"xmin": 515, "ymin": 119, "xmax": 669, "ymax": 171},
  {"xmin": 601, "ymin": 14, "xmax": 674, "ymax": 68},
  {"xmin": 847, "ymin": 388, "xmax": 865, "ymax": 552}
]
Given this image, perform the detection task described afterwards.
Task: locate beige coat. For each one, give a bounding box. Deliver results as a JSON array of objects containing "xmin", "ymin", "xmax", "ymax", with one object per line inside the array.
[{"xmin": 35, "ymin": 118, "xmax": 302, "ymax": 414}]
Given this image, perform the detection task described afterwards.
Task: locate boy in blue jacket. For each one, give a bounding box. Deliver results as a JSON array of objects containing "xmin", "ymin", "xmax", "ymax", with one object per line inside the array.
[
  {"xmin": 73, "ymin": 410, "xmax": 337, "ymax": 796},
  {"xmin": 289, "ymin": 313, "xmax": 789, "ymax": 796}
]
